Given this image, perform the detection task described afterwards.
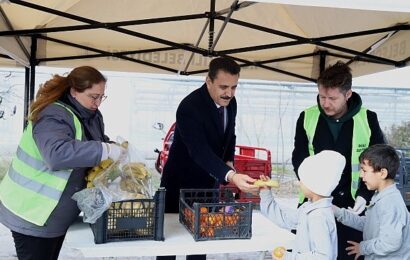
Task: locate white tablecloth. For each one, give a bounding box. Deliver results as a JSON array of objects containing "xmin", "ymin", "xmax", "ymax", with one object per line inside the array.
[{"xmin": 65, "ymin": 212, "xmax": 295, "ymax": 258}]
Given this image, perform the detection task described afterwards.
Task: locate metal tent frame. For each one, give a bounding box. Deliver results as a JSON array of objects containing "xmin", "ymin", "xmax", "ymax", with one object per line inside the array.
[{"xmin": 0, "ymin": 0, "xmax": 409, "ymax": 123}]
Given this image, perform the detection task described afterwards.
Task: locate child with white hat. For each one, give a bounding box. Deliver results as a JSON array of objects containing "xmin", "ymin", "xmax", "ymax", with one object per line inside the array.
[{"xmin": 258, "ymin": 150, "xmax": 346, "ymax": 260}]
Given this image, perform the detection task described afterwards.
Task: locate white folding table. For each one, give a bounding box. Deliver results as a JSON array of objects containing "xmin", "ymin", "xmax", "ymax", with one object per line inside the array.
[{"xmin": 65, "ymin": 212, "xmax": 295, "ymax": 259}]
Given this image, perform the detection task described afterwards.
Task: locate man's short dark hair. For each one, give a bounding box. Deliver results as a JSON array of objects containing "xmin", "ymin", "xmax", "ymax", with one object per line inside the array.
[
  {"xmin": 359, "ymin": 144, "xmax": 400, "ymax": 179},
  {"xmin": 318, "ymin": 61, "xmax": 352, "ymax": 93},
  {"xmin": 208, "ymin": 57, "xmax": 240, "ymax": 82}
]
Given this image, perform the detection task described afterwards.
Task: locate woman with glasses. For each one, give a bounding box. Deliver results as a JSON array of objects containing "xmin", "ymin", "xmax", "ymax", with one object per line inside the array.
[{"xmin": 0, "ymin": 66, "xmax": 125, "ymax": 260}]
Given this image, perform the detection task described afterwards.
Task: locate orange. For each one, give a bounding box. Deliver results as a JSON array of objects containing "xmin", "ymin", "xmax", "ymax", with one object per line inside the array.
[
  {"xmin": 206, "ymin": 227, "xmax": 215, "ymax": 237},
  {"xmin": 214, "ymin": 213, "xmax": 223, "ymax": 227}
]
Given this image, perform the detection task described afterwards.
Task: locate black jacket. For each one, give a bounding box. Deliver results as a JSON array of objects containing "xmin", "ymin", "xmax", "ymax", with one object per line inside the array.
[
  {"xmin": 292, "ymin": 92, "xmax": 385, "ymax": 208},
  {"xmin": 160, "ymin": 84, "xmax": 237, "ymax": 212}
]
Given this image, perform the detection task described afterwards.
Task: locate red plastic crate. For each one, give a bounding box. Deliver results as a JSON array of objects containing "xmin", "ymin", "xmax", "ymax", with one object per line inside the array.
[
  {"xmin": 220, "ymin": 146, "xmax": 272, "ymax": 205},
  {"xmin": 235, "ymin": 145, "xmax": 272, "ymax": 175}
]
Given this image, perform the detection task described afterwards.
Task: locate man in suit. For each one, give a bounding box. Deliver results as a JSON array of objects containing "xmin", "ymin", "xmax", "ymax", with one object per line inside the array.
[{"xmin": 158, "ymin": 57, "xmax": 258, "ymax": 260}]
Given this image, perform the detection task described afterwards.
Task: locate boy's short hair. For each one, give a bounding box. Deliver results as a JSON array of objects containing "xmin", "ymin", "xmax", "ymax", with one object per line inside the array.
[{"xmin": 359, "ymin": 144, "xmax": 400, "ymax": 179}]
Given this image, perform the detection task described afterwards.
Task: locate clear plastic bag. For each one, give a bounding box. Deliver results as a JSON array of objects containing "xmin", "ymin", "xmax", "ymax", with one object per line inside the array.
[
  {"xmin": 73, "ymin": 137, "xmax": 154, "ymax": 223},
  {"xmin": 93, "ymin": 138, "xmax": 153, "ymax": 200},
  {"xmin": 71, "ymin": 187, "xmax": 112, "ymax": 224}
]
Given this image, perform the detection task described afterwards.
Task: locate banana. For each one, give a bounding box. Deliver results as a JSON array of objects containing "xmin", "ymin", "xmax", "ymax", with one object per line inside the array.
[
  {"xmin": 85, "ymin": 159, "xmax": 114, "ymax": 188},
  {"xmin": 86, "ymin": 166, "xmax": 102, "ymax": 188},
  {"xmin": 121, "ymin": 141, "xmax": 129, "ymax": 149},
  {"xmin": 100, "ymin": 158, "xmax": 113, "ymax": 169},
  {"xmin": 253, "ymin": 179, "xmax": 280, "ymax": 188},
  {"xmin": 86, "ymin": 166, "xmax": 102, "ymax": 177},
  {"xmin": 121, "ymin": 194, "xmax": 147, "ymax": 212},
  {"xmin": 120, "ymin": 177, "xmax": 144, "ymax": 193},
  {"xmin": 85, "ymin": 140, "xmax": 128, "ymax": 188},
  {"xmin": 122, "ymin": 162, "xmax": 150, "ymax": 180}
]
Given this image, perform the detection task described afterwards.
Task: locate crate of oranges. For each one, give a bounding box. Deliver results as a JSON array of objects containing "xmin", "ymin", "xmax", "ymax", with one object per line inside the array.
[{"xmin": 179, "ymin": 189, "xmax": 252, "ymax": 241}]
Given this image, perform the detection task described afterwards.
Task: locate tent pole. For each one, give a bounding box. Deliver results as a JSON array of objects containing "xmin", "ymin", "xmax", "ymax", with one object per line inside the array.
[
  {"xmin": 0, "ymin": 7, "xmax": 30, "ymax": 59},
  {"xmin": 319, "ymin": 51, "xmax": 327, "ymax": 74},
  {"xmin": 29, "ymin": 37, "xmax": 37, "ymax": 106},
  {"xmin": 182, "ymin": 19, "xmax": 209, "ymax": 73},
  {"xmin": 23, "ymin": 36, "xmax": 37, "ymax": 128},
  {"xmin": 183, "ymin": 0, "xmax": 245, "ymax": 73},
  {"xmin": 208, "ymin": 0, "xmax": 215, "ymax": 54},
  {"xmin": 210, "ymin": 0, "xmax": 239, "ymax": 52},
  {"xmin": 23, "ymin": 67, "xmax": 30, "ymax": 129}
]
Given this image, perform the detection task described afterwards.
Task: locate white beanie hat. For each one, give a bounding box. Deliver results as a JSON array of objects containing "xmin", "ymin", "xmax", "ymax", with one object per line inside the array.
[{"xmin": 298, "ymin": 150, "xmax": 346, "ymax": 197}]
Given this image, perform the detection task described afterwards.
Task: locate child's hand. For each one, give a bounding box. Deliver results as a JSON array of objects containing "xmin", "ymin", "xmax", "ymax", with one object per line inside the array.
[
  {"xmin": 272, "ymin": 246, "xmax": 286, "ymax": 260},
  {"xmin": 255, "ymin": 175, "xmax": 272, "ymax": 190},
  {"xmin": 346, "ymin": 240, "xmax": 361, "ymax": 260}
]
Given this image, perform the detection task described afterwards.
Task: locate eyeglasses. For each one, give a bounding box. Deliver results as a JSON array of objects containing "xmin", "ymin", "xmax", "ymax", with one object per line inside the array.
[{"xmin": 86, "ymin": 94, "xmax": 107, "ymax": 103}]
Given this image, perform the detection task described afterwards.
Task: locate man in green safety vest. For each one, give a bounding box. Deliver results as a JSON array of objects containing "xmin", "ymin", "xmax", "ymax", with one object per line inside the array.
[{"xmin": 292, "ymin": 61, "xmax": 385, "ymax": 260}]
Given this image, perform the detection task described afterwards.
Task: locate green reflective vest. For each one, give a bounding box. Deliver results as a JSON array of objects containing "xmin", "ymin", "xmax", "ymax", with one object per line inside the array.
[
  {"xmin": 298, "ymin": 105, "xmax": 371, "ymax": 203},
  {"xmin": 0, "ymin": 102, "xmax": 82, "ymax": 226}
]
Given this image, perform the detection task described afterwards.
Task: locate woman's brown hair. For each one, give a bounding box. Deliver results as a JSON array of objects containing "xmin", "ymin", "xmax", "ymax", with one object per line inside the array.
[{"xmin": 29, "ymin": 66, "xmax": 106, "ymax": 122}]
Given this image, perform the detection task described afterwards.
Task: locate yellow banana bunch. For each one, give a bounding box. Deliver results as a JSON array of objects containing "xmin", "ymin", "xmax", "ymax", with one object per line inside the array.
[
  {"xmin": 108, "ymin": 193, "xmax": 153, "ymax": 228},
  {"xmin": 120, "ymin": 162, "xmax": 152, "ymax": 197},
  {"xmin": 85, "ymin": 141, "xmax": 129, "ymax": 188},
  {"xmin": 122, "ymin": 162, "xmax": 151, "ymax": 180},
  {"xmin": 119, "ymin": 177, "xmax": 144, "ymax": 193},
  {"xmin": 100, "ymin": 159, "xmax": 113, "ymax": 169},
  {"xmin": 121, "ymin": 193, "xmax": 147, "ymax": 210},
  {"xmin": 85, "ymin": 158, "xmax": 114, "ymax": 188}
]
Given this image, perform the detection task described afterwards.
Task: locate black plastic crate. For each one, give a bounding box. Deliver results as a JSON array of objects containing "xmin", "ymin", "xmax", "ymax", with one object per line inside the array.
[
  {"xmin": 179, "ymin": 189, "xmax": 252, "ymax": 241},
  {"xmin": 91, "ymin": 188, "xmax": 166, "ymax": 244}
]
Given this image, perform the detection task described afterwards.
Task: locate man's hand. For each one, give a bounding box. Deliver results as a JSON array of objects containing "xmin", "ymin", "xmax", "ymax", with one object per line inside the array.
[
  {"xmin": 346, "ymin": 240, "xmax": 361, "ymax": 260},
  {"xmin": 229, "ymin": 172, "xmax": 259, "ymax": 194},
  {"xmin": 348, "ymin": 196, "xmax": 366, "ymax": 215}
]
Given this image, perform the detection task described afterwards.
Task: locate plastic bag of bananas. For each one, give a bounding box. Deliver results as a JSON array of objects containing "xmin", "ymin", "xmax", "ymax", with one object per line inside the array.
[
  {"xmin": 75, "ymin": 139, "xmax": 154, "ymax": 223},
  {"xmin": 89, "ymin": 140, "xmax": 153, "ymax": 200}
]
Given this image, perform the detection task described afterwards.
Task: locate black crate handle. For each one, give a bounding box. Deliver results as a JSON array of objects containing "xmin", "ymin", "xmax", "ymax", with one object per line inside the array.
[{"xmin": 155, "ymin": 187, "xmax": 166, "ymax": 241}]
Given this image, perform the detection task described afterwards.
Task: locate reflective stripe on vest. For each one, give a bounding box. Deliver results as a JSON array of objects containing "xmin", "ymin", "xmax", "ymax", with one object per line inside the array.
[
  {"xmin": 0, "ymin": 102, "xmax": 82, "ymax": 226},
  {"xmin": 298, "ymin": 105, "xmax": 371, "ymax": 203}
]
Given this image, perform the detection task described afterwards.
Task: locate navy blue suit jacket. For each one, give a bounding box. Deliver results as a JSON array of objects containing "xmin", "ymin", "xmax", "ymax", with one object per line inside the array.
[{"xmin": 160, "ymin": 84, "xmax": 237, "ymax": 212}]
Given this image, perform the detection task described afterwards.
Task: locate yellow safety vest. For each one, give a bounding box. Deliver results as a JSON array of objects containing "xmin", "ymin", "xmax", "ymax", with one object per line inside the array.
[
  {"xmin": 0, "ymin": 102, "xmax": 82, "ymax": 226},
  {"xmin": 298, "ymin": 105, "xmax": 371, "ymax": 203}
]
